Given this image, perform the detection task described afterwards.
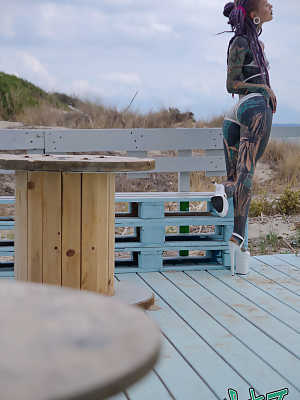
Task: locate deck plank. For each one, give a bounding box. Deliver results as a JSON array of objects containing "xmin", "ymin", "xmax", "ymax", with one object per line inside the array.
[
  {"xmin": 119, "ymin": 273, "xmax": 270, "ymax": 399},
  {"xmin": 240, "ymin": 268, "xmax": 300, "ymax": 314},
  {"xmin": 125, "ymin": 370, "xmax": 174, "ymax": 400},
  {"xmin": 186, "ymin": 270, "xmax": 300, "ymax": 357},
  {"xmin": 251, "ymin": 257, "xmax": 300, "ymax": 294},
  {"xmin": 118, "ymin": 274, "xmax": 221, "ymax": 399},
  {"xmin": 141, "ymin": 270, "xmax": 300, "ymax": 396},
  {"xmin": 255, "ymin": 255, "xmax": 300, "ymax": 279},
  {"xmin": 274, "ymin": 253, "xmax": 300, "ymax": 269},
  {"xmin": 185, "ymin": 270, "xmax": 300, "ymax": 390},
  {"xmin": 209, "ymin": 270, "xmax": 300, "ymax": 332}
]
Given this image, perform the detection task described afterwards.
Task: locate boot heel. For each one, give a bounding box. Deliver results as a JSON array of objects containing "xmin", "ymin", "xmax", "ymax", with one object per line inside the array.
[
  {"xmin": 236, "ymin": 250, "xmax": 250, "ymax": 274},
  {"xmin": 229, "ymin": 240, "xmax": 239, "ymax": 276},
  {"xmin": 229, "ymin": 233, "xmax": 247, "ymax": 276}
]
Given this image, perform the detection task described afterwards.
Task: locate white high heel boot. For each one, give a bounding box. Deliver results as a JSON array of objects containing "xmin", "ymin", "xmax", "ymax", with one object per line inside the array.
[
  {"xmin": 211, "ymin": 182, "xmax": 229, "ymax": 217},
  {"xmin": 229, "ymin": 232, "xmax": 250, "ymax": 275}
]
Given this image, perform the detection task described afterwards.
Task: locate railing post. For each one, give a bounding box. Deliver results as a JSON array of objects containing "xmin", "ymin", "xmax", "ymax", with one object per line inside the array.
[{"xmin": 178, "ymin": 150, "xmax": 192, "ymax": 257}]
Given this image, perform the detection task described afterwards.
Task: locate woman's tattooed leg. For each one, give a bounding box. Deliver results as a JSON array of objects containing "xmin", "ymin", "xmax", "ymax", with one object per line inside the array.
[
  {"xmin": 222, "ymin": 96, "xmax": 273, "ymax": 249},
  {"xmin": 222, "ymin": 118, "xmax": 241, "ymax": 198}
]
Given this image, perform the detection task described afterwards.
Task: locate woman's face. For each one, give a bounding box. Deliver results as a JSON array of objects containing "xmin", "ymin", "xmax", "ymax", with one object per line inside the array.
[{"xmin": 256, "ymin": 0, "xmax": 273, "ymax": 24}]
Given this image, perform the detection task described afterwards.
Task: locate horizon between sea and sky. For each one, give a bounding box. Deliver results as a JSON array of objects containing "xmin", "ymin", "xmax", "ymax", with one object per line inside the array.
[{"xmin": 0, "ymin": 0, "xmax": 299, "ymax": 124}]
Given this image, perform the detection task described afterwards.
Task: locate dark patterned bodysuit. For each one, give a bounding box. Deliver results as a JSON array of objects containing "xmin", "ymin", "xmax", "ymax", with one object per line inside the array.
[{"xmin": 223, "ymin": 34, "xmax": 274, "ymax": 249}]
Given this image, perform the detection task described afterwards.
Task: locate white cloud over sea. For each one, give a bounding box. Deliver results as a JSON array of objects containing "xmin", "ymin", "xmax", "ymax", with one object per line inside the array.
[{"xmin": 0, "ymin": 0, "xmax": 298, "ymax": 123}]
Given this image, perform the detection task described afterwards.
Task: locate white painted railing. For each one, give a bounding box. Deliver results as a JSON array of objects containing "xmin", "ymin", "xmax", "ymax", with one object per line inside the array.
[{"xmin": 0, "ymin": 125, "xmax": 299, "ymax": 190}]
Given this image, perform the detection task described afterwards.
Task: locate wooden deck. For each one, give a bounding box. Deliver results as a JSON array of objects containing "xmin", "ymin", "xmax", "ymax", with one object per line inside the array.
[{"xmin": 1, "ymin": 253, "xmax": 299, "ymax": 399}]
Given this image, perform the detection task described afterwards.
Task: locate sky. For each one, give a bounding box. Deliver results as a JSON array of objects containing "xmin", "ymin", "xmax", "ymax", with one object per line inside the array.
[{"xmin": 0, "ymin": 0, "xmax": 299, "ymax": 123}]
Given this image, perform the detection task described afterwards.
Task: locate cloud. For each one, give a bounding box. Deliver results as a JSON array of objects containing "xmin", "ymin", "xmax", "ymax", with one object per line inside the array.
[
  {"xmin": 0, "ymin": 0, "xmax": 298, "ymax": 123},
  {"xmin": 0, "ymin": 51, "xmax": 56, "ymax": 91}
]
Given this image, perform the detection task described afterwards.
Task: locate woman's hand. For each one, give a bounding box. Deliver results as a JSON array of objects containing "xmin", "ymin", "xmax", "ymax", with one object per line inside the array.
[{"xmin": 264, "ymin": 86, "xmax": 277, "ymax": 113}]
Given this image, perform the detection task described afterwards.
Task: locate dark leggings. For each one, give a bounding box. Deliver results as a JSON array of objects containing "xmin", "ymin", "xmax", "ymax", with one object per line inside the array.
[{"xmin": 222, "ymin": 95, "xmax": 273, "ymax": 249}]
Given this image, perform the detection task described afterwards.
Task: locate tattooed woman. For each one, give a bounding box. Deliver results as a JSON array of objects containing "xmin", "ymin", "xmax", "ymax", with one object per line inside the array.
[{"xmin": 212, "ymin": 0, "xmax": 276, "ymax": 273}]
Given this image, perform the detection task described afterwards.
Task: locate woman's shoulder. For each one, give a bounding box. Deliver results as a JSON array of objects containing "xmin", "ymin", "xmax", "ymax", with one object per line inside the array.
[
  {"xmin": 230, "ymin": 35, "xmax": 250, "ymax": 50},
  {"xmin": 230, "ymin": 34, "xmax": 250, "ymax": 50}
]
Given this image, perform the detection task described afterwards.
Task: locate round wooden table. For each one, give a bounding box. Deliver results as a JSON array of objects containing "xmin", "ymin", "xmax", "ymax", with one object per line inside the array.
[
  {"xmin": 0, "ymin": 280, "xmax": 161, "ymax": 400},
  {"xmin": 0, "ymin": 154, "xmax": 155, "ymax": 304}
]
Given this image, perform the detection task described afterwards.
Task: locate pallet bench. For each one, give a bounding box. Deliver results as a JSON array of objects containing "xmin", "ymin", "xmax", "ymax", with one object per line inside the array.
[{"xmin": 0, "ymin": 193, "xmax": 249, "ymax": 276}]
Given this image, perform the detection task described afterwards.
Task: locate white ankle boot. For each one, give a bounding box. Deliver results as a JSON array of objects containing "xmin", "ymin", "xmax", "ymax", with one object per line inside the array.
[
  {"xmin": 229, "ymin": 232, "xmax": 250, "ymax": 276},
  {"xmin": 211, "ymin": 183, "xmax": 229, "ymax": 218}
]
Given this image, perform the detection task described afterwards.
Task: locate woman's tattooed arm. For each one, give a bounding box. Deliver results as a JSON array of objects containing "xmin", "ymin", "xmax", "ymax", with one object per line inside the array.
[{"xmin": 226, "ymin": 36, "xmax": 269, "ymax": 98}]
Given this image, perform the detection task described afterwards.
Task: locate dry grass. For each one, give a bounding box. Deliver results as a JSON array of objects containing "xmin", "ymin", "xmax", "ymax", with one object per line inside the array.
[{"xmin": 260, "ymin": 139, "xmax": 300, "ymax": 189}]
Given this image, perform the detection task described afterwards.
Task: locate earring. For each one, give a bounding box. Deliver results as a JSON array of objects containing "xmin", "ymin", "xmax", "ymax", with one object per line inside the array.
[{"xmin": 253, "ymin": 16, "xmax": 261, "ymax": 24}]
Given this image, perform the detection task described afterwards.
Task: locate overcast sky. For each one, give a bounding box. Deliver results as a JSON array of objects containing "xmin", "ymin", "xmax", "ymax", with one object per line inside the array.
[{"xmin": 0, "ymin": 0, "xmax": 299, "ymax": 123}]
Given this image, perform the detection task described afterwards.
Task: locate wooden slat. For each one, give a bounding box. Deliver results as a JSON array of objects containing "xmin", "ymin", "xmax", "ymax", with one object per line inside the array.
[
  {"xmin": 42, "ymin": 172, "xmax": 62, "ymax": 285},
  {"xmin": 274, "ymin": 253, "xmax": 300, "ymax": 269},
  {"xmin": 251, "ymin": 257, "xmax": 300, "ymax": 294},
  {"xmin": 243, "ymin": 268, "xmax": 300, "ymax": 313},
  {"xmin": 125, "ymin": 369, "xmax": 174, "ymax": 400},
  {"xmin": 185, "ymin": 270, "xmax": 300, "ymax": 386},
  {"xmin": 108, "ymin": 174, "xmax": 115, "ymax": 296},
  {"xmin": 209, "ymin": 270, "xmax": 300, "ymax": 332},
  {"xmin": 81, "ymin": 173, "xmax": 113, "ymax": 294},
  {"xmin": 44, "ymin": 128, "xmax": 223, "ymax": 152},
  {"xmin": 62, "ymin": 173, "xmax": 81, "ymax": 289},
  {"xmin": 0, "ymin": 130, "xmax": 44, "ymax": 150},
  {"xmin": 255, "ymin": 255, "xmax": 300, "ymax": 279},
  {"xmin": 15, "ymin": 171, "xmax": 28, "ymax": 281},
  {"xmin": 117, "ymin": 273, "xmax": 253, "ymax": 399},
  {"xmin": 0, "ymin": 154, "xmax": 154, "ymax": 173},
  {"xmin": 144, "ymin": 270, "xmax": 300, "ymax": 396},
  {"xmin": 186, "ymin": 270, "xmax": 300, "ymax": 356},
  {"xmin": 27, "ymin": 172, "xmax": 43, "ymax": 282}
]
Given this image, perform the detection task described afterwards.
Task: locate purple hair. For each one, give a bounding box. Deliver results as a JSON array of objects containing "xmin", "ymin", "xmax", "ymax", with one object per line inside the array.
[{"xmin": 217, "ymin": 0, "xmax": 271, "ymax": 88}]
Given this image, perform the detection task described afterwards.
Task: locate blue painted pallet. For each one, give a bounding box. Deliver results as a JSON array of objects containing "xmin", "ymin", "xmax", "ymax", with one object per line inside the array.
[{"xmin": 0, "ymin": 193, "xmax": 249, "ymax": 272}]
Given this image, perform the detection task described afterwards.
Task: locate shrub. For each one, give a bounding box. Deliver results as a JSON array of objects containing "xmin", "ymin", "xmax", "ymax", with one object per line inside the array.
[{"xmin": 275, "ymin": 186, "xmax": 300, "ymax": 215}]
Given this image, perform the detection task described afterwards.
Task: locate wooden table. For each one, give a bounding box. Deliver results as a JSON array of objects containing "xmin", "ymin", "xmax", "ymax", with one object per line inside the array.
[
  {"xmin": 0, "ymin": 154, "xmax": 155, "ymax": 301},
  {"xmin": 0, "ymin": 280, "xmax": 161, "ymax": 400}
]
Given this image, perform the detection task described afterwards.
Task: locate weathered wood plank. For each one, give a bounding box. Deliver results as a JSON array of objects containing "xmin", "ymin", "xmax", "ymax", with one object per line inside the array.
[
  {"xmin": 44, "ymin": 128, "xmax": 223, "ymax": 152},
  {"xmin": 274, "ymin": 253, "xmax": 300, "ymax": 269},
  {"xmin": 27, "ymin": 172, "xmax": 43, "ymax": 282},
  {"xmin": 125, "ymin": 370, "xmax": 174, "ymax": 400},
  {"xmin": 242, "ymin": 268, "xmax": 300, "ymax": 313},
  {"xmin": 187, "ymin": 270, "xmax": 300, "ymax": 356},
  {"xmin": 108, "ymin": 174, "xmax": 115, "ymax": 296},
  {"xmin": 209, "ymin": 269, "xmax": 300, "ymax": 332},
  {"xmin": 136, "ymin": 270, "xmax": 300, "ymax": 396},
  {"xmin": 251, "ymin": 257, "xmax": 300, "ymax": 294},
  {"xmin": 256, "ymin": 255, "xmax": 300, "ymax": 277},
  {"xmin": 0, "ymin": 154, "xmax": 155, "ymax": 172},
  {"xmin": 42, "ymin": 172, "xmax": 62, "ymax": 285},
  {"xmin": 15, "ymin": 171, "xmax": 28, "ymax": 281},
  {"xmin": 81, "ymin": 173, "xmax": 114, "ymax": 294},
  {"xmin": 62, "ymin": 173, "xmax": 81, "ymax": 289},
  {"xmin": 185, "ymin": 270, "xmax": 300, "ymax": 387},
  {"xmin": 117, "ymin": 273, "xmax": 254, "ymax": 399}
]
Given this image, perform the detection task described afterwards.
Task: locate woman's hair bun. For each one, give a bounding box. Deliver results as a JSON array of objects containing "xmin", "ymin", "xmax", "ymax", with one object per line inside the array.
[{"xmin": 223, "ymin": 2, "xmax": 235, "ymax": 18}]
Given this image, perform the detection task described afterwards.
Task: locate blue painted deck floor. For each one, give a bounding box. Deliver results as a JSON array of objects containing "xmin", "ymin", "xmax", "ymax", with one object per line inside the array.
[
  {"xmin": 1, "ymin": 253, "xmax": 299, "ymax": 399},
  {"xmin": 112, "ymin": 253, "xmax": 300, "ymax": 400}
]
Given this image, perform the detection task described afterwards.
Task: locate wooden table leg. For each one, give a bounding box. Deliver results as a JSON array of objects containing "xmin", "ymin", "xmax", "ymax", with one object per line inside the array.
[{"xmin": 15, "ymin": 170, "xmax": 154, "ymax": 306}]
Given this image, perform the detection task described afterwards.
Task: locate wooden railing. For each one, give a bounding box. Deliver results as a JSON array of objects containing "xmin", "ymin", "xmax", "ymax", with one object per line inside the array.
[{"xmin": 0, "ymin": 125, "xmax": 298, "ymax": 190}]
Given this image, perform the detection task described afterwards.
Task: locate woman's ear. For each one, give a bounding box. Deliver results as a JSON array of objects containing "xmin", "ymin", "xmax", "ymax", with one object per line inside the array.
[{"xmin": 249, "ymin": 11, "xmax": 255, "ymax": 20}]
